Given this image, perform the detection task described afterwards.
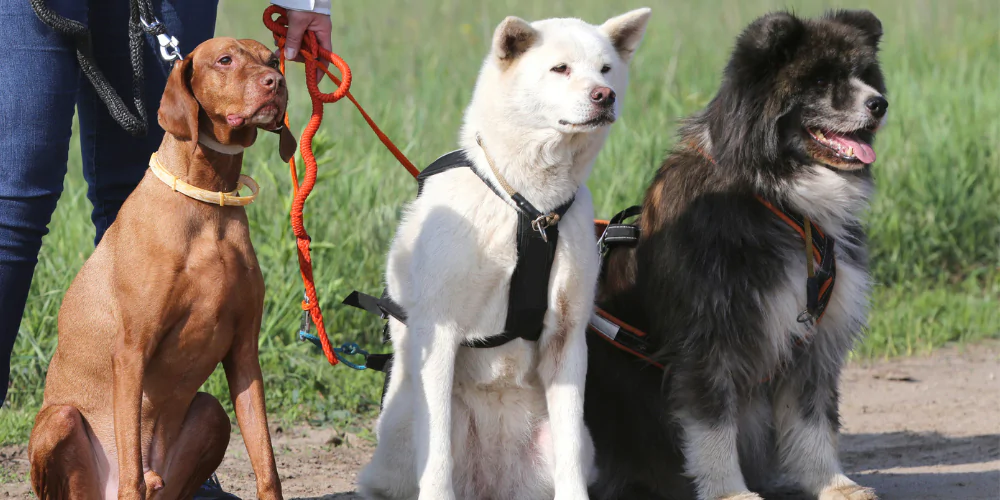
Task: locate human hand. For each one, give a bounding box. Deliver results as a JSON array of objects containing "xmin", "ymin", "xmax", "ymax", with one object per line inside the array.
[{"xmin": 280, "ymin": 10, "xmax": 332, "ymax": 82}]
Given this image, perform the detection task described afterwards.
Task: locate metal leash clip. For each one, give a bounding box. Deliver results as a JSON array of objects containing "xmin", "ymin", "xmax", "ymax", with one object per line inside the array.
[
  {"xmin": 796, "ymin": 309, "xmax": 817, "ymax": 333},
  {"xmin": 530, "ymin": 213, "xmax": 560, "ymax": 243},
  {"xmin": 297, "ymin": 291, "xmax": 314, "ymax": 341},
  {"xmin": 140, "ymin": 16, "xmax": 183, "ymax": 61}
]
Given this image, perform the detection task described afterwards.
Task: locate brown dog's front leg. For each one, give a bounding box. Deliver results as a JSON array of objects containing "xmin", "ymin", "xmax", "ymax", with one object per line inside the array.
[
  {"xmin": 224, "ymin": 341, "xmax": 282, "ymax": 500},
  {"xmin": 113, "ymin": 345, "xmax": 148, "ymax": 500}
]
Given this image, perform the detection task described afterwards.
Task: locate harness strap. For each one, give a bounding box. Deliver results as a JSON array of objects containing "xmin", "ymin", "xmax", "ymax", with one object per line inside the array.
[
  {"xmin": 598, "ymin": 205, "xmax": 642, "ymax": 253},
  {"xmin": 345, "ymin": 148, "xmax": 575, "ymax": 355},
  {"xmin": 755, "ymin": 196, "xmax": 838, "ymax": 323},
  {"xmin": 588, "ymin": 307, "xmax": 663, "ymax": 369}
]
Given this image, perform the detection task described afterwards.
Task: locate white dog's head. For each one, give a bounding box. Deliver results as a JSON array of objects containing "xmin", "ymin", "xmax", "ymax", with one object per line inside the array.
[{"xmin": 466, "ymin": 9, "xmax": 652, "ymax": 137}]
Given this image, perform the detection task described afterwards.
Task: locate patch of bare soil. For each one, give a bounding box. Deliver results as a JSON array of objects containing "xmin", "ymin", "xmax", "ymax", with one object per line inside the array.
[{"xmin": 2, "ymin": 342, "xmax": 996, "ymax": 499}]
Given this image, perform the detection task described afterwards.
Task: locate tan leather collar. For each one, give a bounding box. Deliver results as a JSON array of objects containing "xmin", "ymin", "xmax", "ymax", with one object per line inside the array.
[{"xmin": 148, "ymin": 153, "xmax": 258, "ymax": 207}]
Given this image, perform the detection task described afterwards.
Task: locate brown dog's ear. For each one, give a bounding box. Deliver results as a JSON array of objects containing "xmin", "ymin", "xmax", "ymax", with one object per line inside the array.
[
  {"xmin": 269, "ymin": 126, "xmax": 297, "ymax": 163},
  {"xmin": 158, "ymin": 57, "xmax": 200, "ymax": 143}
]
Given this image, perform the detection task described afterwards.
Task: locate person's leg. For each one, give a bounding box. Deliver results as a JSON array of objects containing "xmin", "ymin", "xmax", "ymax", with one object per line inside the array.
[
  {"xmin": 80, "ymin": 0, "xmax": 219, "ymax": 245},
  {"xmin": 0, "ymin": 0, "xmax": 86, "ymax": 405}
]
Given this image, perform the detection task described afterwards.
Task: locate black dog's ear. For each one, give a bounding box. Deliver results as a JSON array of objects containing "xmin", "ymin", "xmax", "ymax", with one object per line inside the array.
[
  {"xmin": 829, "ymin": 9, "xmax": 883, "ymax": 47},
  {"xmin": 736, "ymin": 11, "xmax": 806, "ymax": 68}
]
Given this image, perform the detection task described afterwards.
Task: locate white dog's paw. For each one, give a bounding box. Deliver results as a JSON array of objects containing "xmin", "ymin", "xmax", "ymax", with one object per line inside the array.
[
  {"xmin": 715, "ymin": 493, "xmax": 764, "ymax": 500},
  {"xmin": 819, "ymin": 484, "xmax": 879, "ymax": 500},
  {"xmin": 554, "ymin": 486, "xmax": 590, "ymax": 500},
  {"xmin": 418, "ymin": 491, "xmax": 455, "ymax": 500}
]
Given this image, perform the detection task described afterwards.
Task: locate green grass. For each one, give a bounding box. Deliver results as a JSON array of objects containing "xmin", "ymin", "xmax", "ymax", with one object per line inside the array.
[{"xmin": 2, "ymin": 0, "xmax": 997, "ymax": 444}]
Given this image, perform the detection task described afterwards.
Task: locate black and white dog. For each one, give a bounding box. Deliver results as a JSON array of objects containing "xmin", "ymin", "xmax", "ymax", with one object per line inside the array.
[{"xmin": 586, "ymin": 10, "xmax": 888, "ymax": 500}]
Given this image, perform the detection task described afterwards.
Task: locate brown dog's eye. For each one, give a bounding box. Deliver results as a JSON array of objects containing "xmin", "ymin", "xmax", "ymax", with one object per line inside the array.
[
  {"xmin": 218, "ymin": 56, "xmax": 232, "ymax": 65},
  {"xmin": 267, "ymin": 59, "xmax": 280, "ymax": 69},
  {"xmin": 551, "ymin": 64, "xmax": 568, "ymax": 74}
]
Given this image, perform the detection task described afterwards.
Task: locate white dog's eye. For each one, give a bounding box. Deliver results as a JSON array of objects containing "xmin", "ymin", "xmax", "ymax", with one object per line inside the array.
[
  {"xmin": 601, "ymin": 64, "xmax": 611, "ymax": 74},
  {"xmin": 551, "ymin": 64, "xmax": 569, "ymax": 74}
]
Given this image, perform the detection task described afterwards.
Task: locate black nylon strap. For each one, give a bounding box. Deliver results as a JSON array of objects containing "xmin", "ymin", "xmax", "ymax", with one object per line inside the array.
[
  {"xmin": 767, "ymin": 202, "xmax": 838, "ymax": 320},
  {"xmin": 602, "ymin": 225, "xmax": 641, "ymax": 245},
  {"xmin": 600, "ymin": 205, "xmax": 642, "ymax": 250},
  {"xmin": 466, "ymin": 207, "xmax": 560, "ymax": 346},
  {"xmin": 365, "ymin": 353, "xmax": 392, "ymax": 373},
  {"xmin": 342, "ymin": 291, "xmax": 408, "ymax": 323}
]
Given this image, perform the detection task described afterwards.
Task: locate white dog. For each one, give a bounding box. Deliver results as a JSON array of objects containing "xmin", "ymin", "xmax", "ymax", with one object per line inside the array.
[{"xmin": 357, "ymin": 9, "xmax": 651, "ymax": 500}]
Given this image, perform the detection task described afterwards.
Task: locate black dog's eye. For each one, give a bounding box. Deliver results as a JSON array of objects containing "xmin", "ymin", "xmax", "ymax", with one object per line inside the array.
[
  {"xmin": 816, "ymin": 77, "xmax": 826, "ymax": 85},
  {"xmin": 551, "ymin": 64, "xmax": 568, "ymax": 74},
  {"xmin": 601, "ymin": 64, "xmax": 611, "ymax": 74},
  {"xmin": 218, "ymin": 56, "xmax": 232, "ymax": 65}
]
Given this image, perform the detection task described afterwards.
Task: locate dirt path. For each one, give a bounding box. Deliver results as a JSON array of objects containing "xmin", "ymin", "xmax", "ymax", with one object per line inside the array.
[{"xmin": 2, "ymin": 343, "xmax": 997, "ymax": 499}]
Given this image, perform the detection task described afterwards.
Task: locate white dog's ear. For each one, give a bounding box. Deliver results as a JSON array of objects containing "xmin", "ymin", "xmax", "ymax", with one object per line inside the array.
[
  {"xmin": 492, "ymin": 16, "xmax": 538, "ymax": 65},
  {"xmin": 600, "ymin": 8, "xmax": 652, "ymax": 62}
]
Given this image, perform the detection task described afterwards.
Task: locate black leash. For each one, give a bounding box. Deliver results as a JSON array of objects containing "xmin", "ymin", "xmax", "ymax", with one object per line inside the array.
[{"xmin": 29, "ymin": 0, "xmax": 182, "ymax": 137}]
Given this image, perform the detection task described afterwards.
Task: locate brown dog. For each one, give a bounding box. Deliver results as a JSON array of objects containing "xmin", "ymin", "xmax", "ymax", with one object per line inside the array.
[{"xmin": 28, "ymin": 38, "xmax": 296, "ymax": 500}]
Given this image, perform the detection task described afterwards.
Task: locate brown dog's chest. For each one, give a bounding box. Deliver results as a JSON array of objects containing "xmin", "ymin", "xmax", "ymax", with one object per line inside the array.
[{"xmin": 145, "ymin": 236, "xmax": 262, "ymax": 392}]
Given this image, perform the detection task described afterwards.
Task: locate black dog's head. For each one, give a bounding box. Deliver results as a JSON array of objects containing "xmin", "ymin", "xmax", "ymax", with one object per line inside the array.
[{"xmin": 704, "ymin": 10, "xmax": 887, "ymax": 174}]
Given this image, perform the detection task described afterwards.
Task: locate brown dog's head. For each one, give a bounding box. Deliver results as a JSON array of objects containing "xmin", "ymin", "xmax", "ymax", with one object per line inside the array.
[{"xmin": 158, "ymin": 37, "xmax": 296, "ymax": 162}]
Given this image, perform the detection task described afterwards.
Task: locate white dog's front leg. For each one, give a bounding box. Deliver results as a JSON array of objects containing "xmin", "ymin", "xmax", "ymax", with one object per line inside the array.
[
  {"xmin": 407, "ymin": 320, "xmax": 459, "ymax": 500},
  {"xmin": 538, "ymin": 318, "xmax": 592, "ymax": 499}
]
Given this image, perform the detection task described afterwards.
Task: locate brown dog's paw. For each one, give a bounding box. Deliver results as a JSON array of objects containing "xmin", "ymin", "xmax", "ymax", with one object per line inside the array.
[
  {"xmin": 819, "ymin": 484, "xmax": 878, "ymax": 500},
  {"xmin": 144, "ymin": 470, "xmax": 165, "ymax": 491}
]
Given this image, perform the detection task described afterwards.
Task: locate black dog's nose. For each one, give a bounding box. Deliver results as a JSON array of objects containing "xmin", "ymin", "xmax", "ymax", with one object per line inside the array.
[
  {"xmin": 865, "ymin": 96, "xmax": 888, "ymax": 118},
  {"xmin": 590, "ymin": 86, "xmax": 616, "ymax": 106}
]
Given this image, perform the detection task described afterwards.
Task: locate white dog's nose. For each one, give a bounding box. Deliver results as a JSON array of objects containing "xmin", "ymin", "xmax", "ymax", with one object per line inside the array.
[{"xmin": 590, "ymin": 86, "xmax": 616, "ymax": 107}]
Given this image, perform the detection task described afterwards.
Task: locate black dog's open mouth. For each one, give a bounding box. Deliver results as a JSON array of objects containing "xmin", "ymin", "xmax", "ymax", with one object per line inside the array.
[{"xmin": 806, "ymin": 127, "xmax": 876, "ymax": 165}]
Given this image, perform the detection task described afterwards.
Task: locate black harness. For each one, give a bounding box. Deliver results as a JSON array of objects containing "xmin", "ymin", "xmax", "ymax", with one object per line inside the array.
[
  {"xmin": 344, "ymin": 150, "xmax": 575, "ymax": 371},
  {"xmin": 591, "ymin": 199, "xmax": 838, "ymax": 366}
]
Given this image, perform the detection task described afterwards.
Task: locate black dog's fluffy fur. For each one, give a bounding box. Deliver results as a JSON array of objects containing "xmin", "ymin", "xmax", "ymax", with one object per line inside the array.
[{"xmin": 586, "ymin": 10, "xmax": 887, "ymax": 500}]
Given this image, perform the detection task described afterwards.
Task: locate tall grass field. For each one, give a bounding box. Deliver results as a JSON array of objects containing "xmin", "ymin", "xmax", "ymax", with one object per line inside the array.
[{"xmin": 2, "ymin": 0, "xmax": 997, "ymax": 443}]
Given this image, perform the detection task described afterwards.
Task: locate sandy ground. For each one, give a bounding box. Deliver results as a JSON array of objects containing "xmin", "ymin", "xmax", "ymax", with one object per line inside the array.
[{"xmin": 2, "ymin": 342, "xmax": 997, "ymax": 499}]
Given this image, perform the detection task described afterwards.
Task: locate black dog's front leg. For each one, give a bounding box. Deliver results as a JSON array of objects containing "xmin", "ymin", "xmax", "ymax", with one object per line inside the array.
[
  {"xmin": 772, "ymin": 341, "xmax": 877, "ymax": 500},
  {"xmin": 671, "ymin": 352, "xmax": 760, "ymax": 500}
]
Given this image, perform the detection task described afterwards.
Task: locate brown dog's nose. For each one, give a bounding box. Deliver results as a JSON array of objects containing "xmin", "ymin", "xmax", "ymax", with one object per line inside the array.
[
  {"xmin": 590, "ymin": 86, "xmax": 616, "ymax": 106},
  {"xmin": 260, "ymin": 72, "xmax": 284, "ymax": 90}
]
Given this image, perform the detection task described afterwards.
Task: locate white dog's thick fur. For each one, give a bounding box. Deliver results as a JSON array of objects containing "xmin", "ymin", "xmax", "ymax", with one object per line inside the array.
[{"xmin": 357, "ymin": 9, "xmax": 651, "ymax": 500}]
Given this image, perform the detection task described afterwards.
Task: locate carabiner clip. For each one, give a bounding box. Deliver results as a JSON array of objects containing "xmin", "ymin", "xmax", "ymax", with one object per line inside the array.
[
  {"xmin": 334, "ymin": 342, "xmax": 370, "ymax": 370},
  {"xmin": 141, "ymin": 16, "xmax": 183, "ymax": 61}
]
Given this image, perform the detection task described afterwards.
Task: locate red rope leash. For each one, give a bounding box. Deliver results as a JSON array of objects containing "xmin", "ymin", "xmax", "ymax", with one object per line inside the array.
[{"xmin": 263, "ymin": 6, "xmax": 419, "ymax": 366}]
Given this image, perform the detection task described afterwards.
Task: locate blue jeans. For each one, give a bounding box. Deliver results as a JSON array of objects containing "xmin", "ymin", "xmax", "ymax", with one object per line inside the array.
[{"xmin": 0, "ymin": 0, "xmax": 219, "ymax": 404}]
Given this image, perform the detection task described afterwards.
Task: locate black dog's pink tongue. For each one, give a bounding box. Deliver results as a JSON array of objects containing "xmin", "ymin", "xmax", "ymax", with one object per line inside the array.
[{"xmin": 828, "ymin": 131, "xmax": 876, "ymax": 164}]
